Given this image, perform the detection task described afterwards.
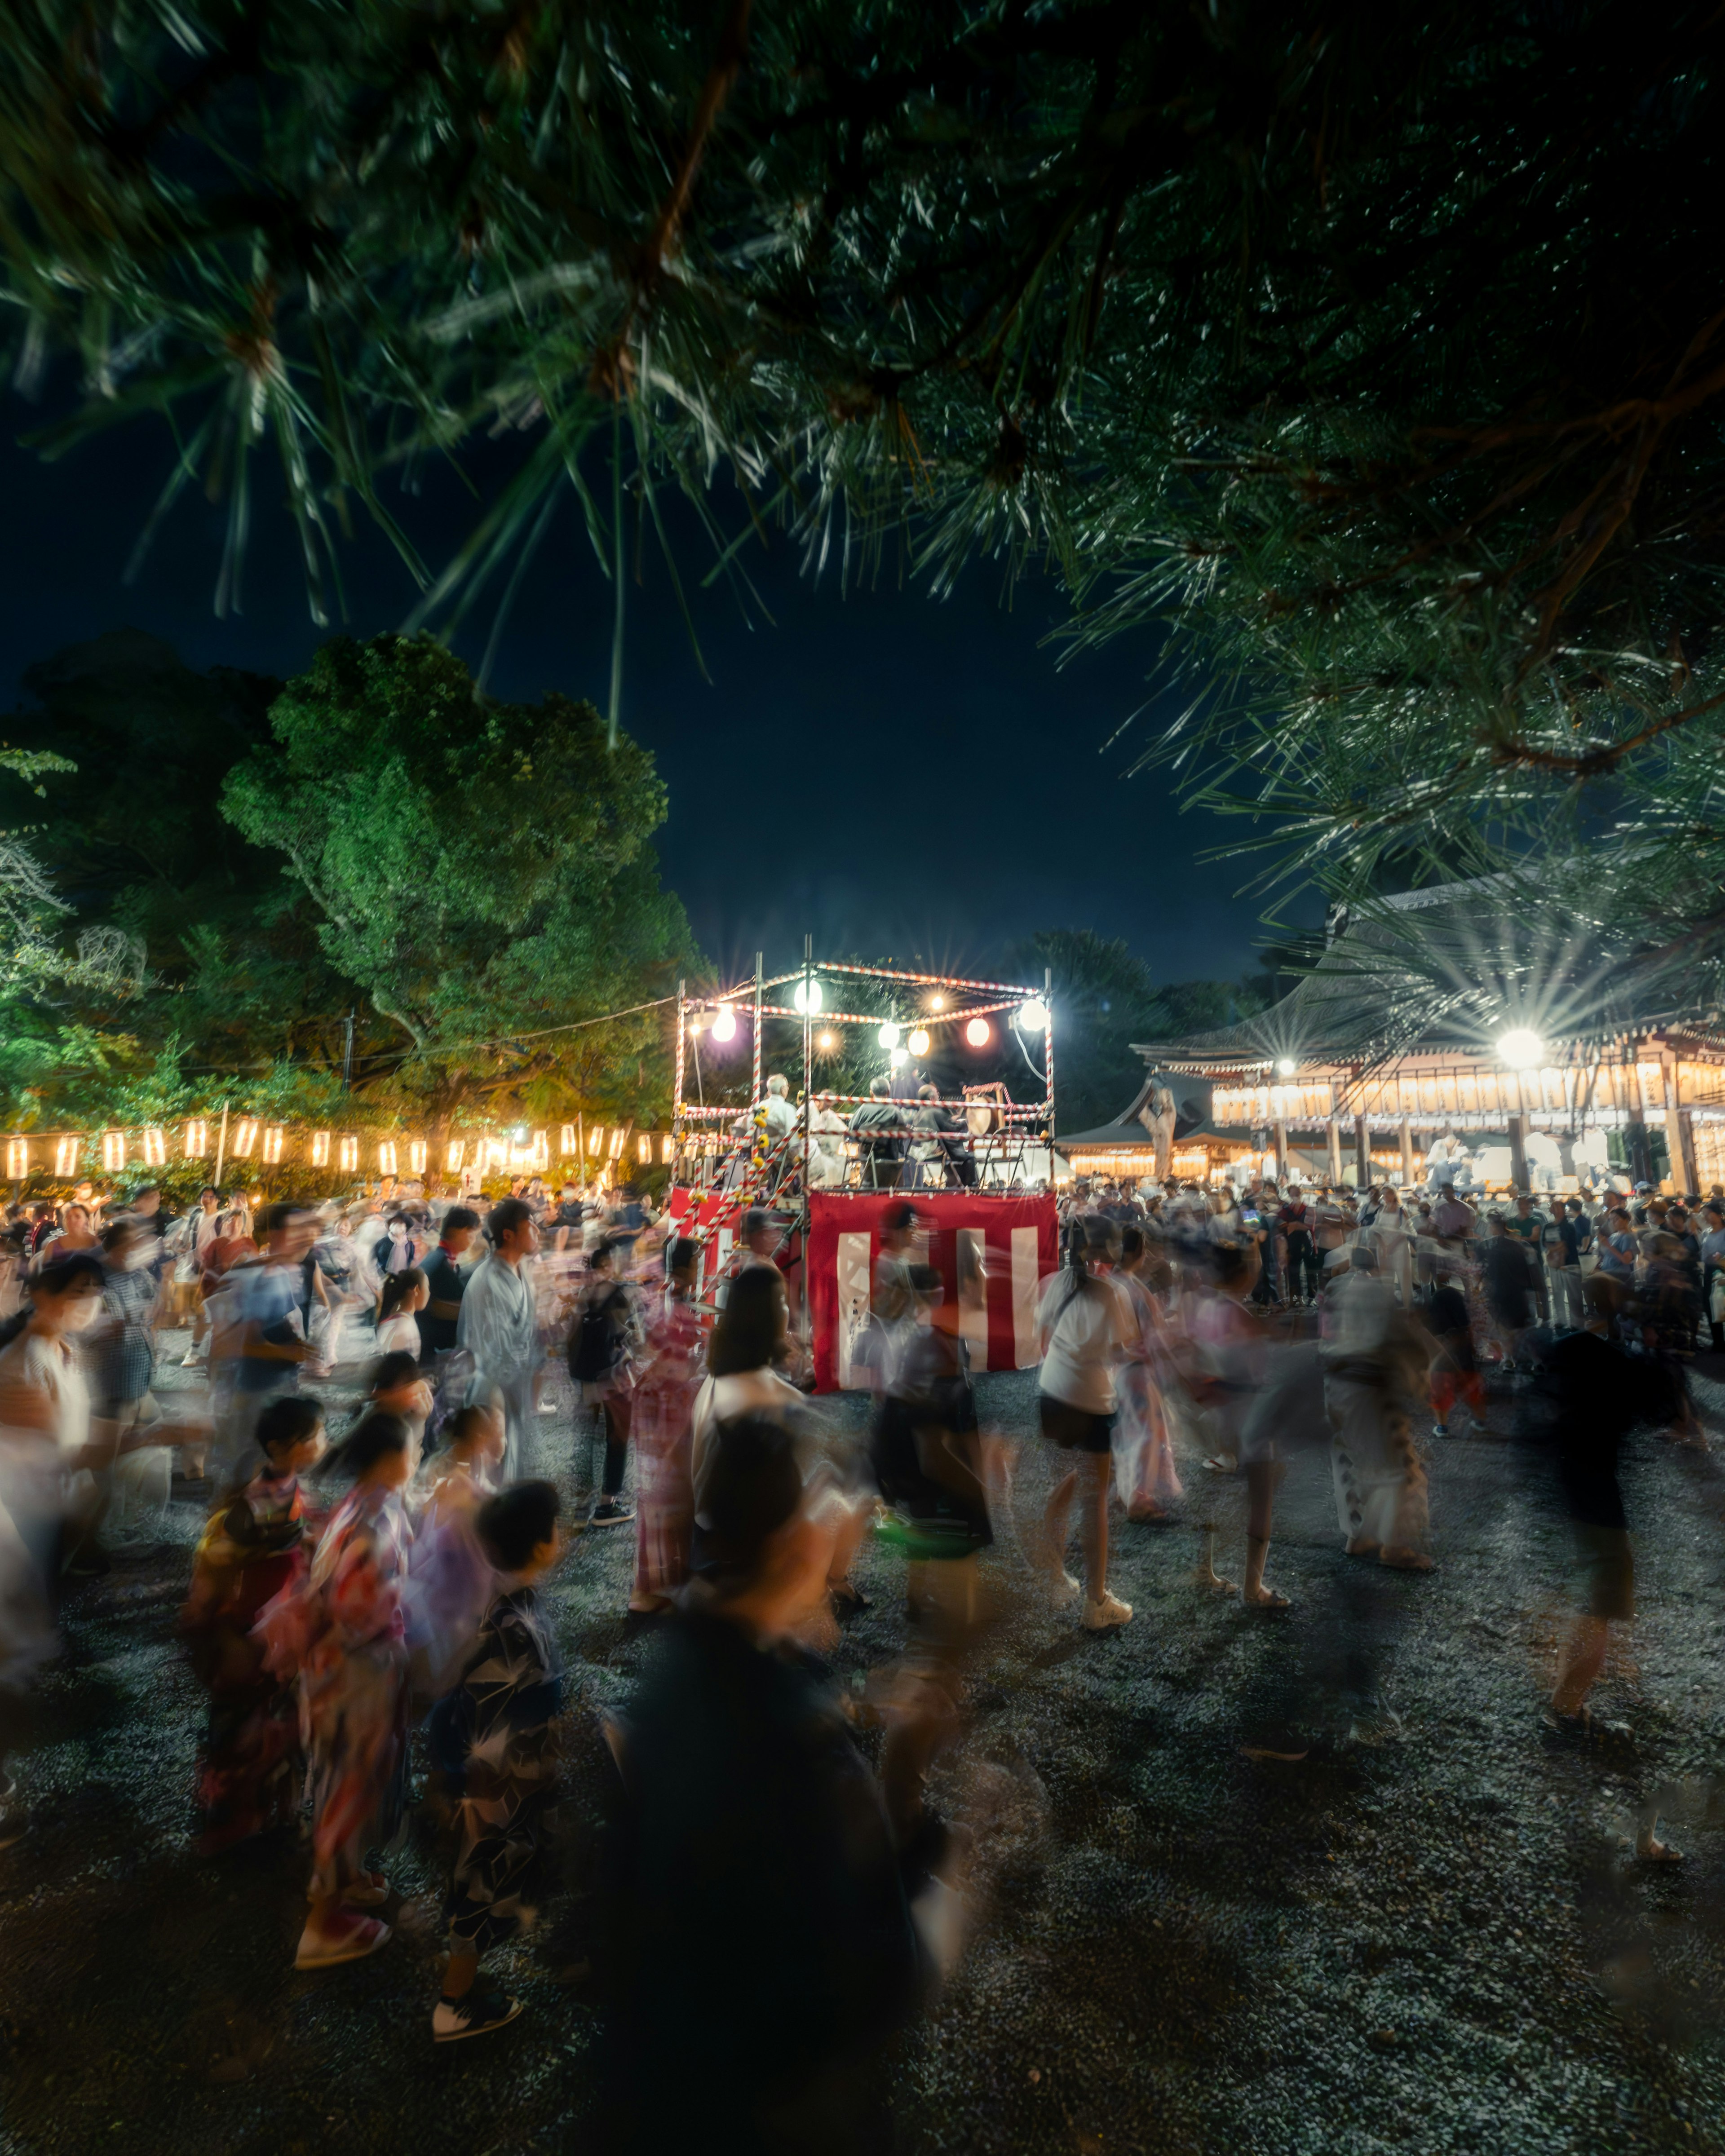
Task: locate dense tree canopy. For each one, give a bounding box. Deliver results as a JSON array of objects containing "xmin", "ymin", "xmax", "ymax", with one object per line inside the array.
[
  {"xmin": 223, "ymin": 635, "xmax": 695, "ymax": 1125},
  {"xmin": 0, "ymin": 632, "xmax": 695, "ymax": 1145},
  {"xmin": 6, "ymin": 0, "xmax": 1725, "ymax": 1004}
]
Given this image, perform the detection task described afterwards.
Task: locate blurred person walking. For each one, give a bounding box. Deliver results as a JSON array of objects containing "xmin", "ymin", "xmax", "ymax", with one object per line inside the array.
[
  {"xmin": 626, "ymin": 1238, "xmax": 704, "ymax": 1615},
  {"xmin": 1324, "ymin": 1247, "xmax": 1433, "ymax": 1570},
  {"xmin": 456, "ymin": 1199, "xmax": 542, "ymax": 1480},
  {"xmin": 1035, "ymin": 1220, "xmax": 1134, "ymax": 1630}
]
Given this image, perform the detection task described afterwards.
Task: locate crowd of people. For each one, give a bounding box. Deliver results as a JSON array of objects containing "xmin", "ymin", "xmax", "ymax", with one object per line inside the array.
[{"xmin": 0, "ymin": 1142, "xmax": 1712, "ymax": 2134}]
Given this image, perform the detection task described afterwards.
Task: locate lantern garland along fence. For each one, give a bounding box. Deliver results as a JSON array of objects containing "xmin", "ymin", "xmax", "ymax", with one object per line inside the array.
[
  {"xmin": 0, "ymin": 1118, "xmax": 676, "ymax": 1197},
  {"xmin": 671, "ymin": 949, "xmax": 1058, "ymax": 1362}
]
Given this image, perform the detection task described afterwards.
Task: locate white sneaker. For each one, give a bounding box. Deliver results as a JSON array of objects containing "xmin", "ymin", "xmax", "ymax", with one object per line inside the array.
[
  {"xmin": 1046, "ymin": 1568, "xmax": 1083, "ymax": 1608},
  {"xmin": 180, "ymin": 1349, "xmax": 206, "ymax": 1368},
  {"xmin": 1082, "ymin": 1591, "xmax": 1133, "ymax": 1631}
]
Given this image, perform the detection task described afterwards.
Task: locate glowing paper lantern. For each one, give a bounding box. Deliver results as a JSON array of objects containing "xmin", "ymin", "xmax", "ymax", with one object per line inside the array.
[
  {"xmin": 184, "ymin": 1119, "xmax": 208, "ymax": 1159},
  {"xmin": 311, "ymin": 1130, "xmax": 331, "ymax": 1166},
  {"xmin": 908, "ymin": 1029, "xmax": 931, "ymax": 1057},
  {"xmin": 446, "ymin": 1139, "xmax": 466, "ymax": 1173},
  {"xmin": 5, "ymin": 1138, "xmax": 27, "ymax": 1179},
  {"xmin": 101, "ymin": 1130, "xmax": 126, "ymax": 1173},
  {"xmin": 878, "ymin": 1022, "xmax": 901, "ymax": 1050},
  {"xmin": 338, "ymin": 1135, "xmax": 359, "ymax": 1171},
  {"xmin": 531, "ymin": 1129, "xmax": 550, "ymax": 1170},
  {"xmin": 230, "ymin": 1119, "xmax": 259, "ymax": 1160},
  {"xmin": 792, "ymin": 977, "xmax": 824, "ymax": 1015},
  {"xmin": 378, "ymin": 1141, "xmax": 398, "ymax": 1175},
  {"xmin": 561, "ymin": 1124, "xmax": 578, "ymax": 1156},
  {"xmin": 965, "ymin": 1017, "xmax": 991, "ymax": 1048},
  {"xmin": 409, "ymin": 1140, "xmax": 428, "ymax": 1174},
  {"xmin": 55, "ymin": 1137, "xmax": 80, "ymax": 1177},
  {"xmin": 142, "ymin": 1128, "xmax": 166, "ymax": 1166},
  {"xmin": 661, "ymin": 1135, "xmax": 676, "ymax": 1163},
  {"xmin": 263, "ymin": 1126, "xmax": 284, "ymax": 1164},
  {"xmin": 637, "ymin": 1133, "xmax": 652, "ymax": 1163},
  {"xmin": 608, "ymin": 1129, "xmax": 626, "ymax": 1159},
  {"xmin": 1018, "ymin": 997, "xmax": 1049, "ymax": 1033},
  {"xmin": 484, "ymin": 1137, "xmax": 508, "ymax": 1171},
  {"xmin": 710, "ymin": 1006, "xmax": 738, "ymax": 1043},
  {"xmin": 588, "ymin": 1126, "xmax": 606, "ymax": 1155}
]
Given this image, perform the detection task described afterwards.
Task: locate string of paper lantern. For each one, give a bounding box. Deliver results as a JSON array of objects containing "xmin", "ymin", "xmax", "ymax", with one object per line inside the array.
[{"xmin": 2, "ymin": 1119, "xmax": 677, "ymax": 1181}]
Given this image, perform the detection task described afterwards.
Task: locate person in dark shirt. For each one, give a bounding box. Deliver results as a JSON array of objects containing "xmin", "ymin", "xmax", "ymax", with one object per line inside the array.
[
  {"xmin": 421, "ymin": 1206, "xmax": 481, "ymax": 1357},
  {"xmin": 1279, "ymin": 1196, "xmax": 1319, "ymax": 1303},
  {"xmin": 605, "ymin": 1414, "xmax": 925, "ymax": 2154},
  {"xmin": 849, "ymin": 1076, "xmax": 909, "ymax": 1191},
  {"xmin": 1425, "ymin": 1272, "xmax": 1484, "ymax": 1437},
  {"xmin": 1543, "ymin": 1279, "xmax": 1679, "ymax": 1858},
  {"xmin": 911, "ymin": 1084, "xmax": 977, "ymax": 1189},
  {"xmin": 1482, "ymin": 1215, "xmax": 1535, "ymax": 1365}
]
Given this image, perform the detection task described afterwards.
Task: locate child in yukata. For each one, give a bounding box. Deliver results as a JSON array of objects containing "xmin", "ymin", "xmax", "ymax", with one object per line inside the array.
[
  {"xmin": 431, "ymin": 1479, "xmax": 565, "ymax": 2041},
  {"xmin": 407, "ymin": 1403, "xmax": 506, "ymax": 1700},
  {"xmin": 182, "ymin": 1396, "xmax": 327, "ymax": 1853}
]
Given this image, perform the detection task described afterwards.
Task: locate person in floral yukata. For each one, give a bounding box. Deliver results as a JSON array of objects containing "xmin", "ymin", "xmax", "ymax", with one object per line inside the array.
[
  {"xmin": 431, "ymin": 1478, "xmax": 564, "ymax": 2041},
  {"xmin": 626, "ymin": 1237, "xmax": 707, "ymax": 1616},
  {"xmin": 259, "ymin": 1410, "xmax": 415, "ymax": 1970},
  {"xmin": 181, "ymin": 1396, "xmax": 326, "ymax": 1853}
]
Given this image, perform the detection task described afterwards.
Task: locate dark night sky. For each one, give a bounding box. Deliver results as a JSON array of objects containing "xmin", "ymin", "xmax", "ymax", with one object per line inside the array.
[{"xmin": 0, "ymin": 404, "xmax": 1282, "ymax": 988}]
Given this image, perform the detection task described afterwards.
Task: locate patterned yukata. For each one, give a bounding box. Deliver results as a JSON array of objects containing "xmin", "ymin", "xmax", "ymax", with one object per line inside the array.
[
  {"xmin": 1110, "ymin": 1269, "xmax": 1183, "ymax": 1517},
  {"xmin": 182, "ymin": 1465, "xmax": 314, "ymax": 1850},
  {"xmin": 296, "ymin": 1482, "xmax": 412, "ymax": 1900},
  {"xmin": 442, "ymin": 1588, "xmax": 563, "ymax": 1954},
  {"xmin": 628, "ymin": 1288, "xmax": 706, "ymax": 1604}
]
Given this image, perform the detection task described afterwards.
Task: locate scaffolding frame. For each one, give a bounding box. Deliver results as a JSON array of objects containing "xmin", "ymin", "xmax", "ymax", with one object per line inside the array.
[{"xmin": 669, "ymin": 946, "xmax": 1056, "ymax": 1327}]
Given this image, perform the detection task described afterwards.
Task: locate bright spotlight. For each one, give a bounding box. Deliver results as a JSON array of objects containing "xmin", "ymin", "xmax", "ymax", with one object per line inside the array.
[
  {"xmin": 1018, "ymin": 997, "xmax": 1049, "ymax": 1032},
  {"xmin": 928, "ymin": 993, "xmax": 946, "ymax": 1012},
  {"xmin": 817, "ymin": 1029, "xmax": 836, "ymax": 1051},
  {"xmin": 710, "ymin": 1006, "xmax": 738, "ymax": 1043},
  {"xmin": 1496, "ymin": 1027, "xmax": 1543, "ymax": 1070},
  {"xmin": 792, "ymin": 976, "xmax": 824, "ymax": 1015},
  {"xmin": 1275, "ymin": 1056, "xmax": 1297, "ymax": 1078},
  {"xmin": 965, "ymin": 1017, "xmax": 991, "ymax": 1048},
  {"xmin": 878, "ymin": 1021, "xmax": 902, "ymax": 1050},
  {"xmin": 908, "ymin": 1028, "xmax": 931, "ymax": 1056}
]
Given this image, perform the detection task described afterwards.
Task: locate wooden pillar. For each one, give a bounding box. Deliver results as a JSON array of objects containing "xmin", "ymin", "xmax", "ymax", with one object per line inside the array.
[
  {"xmin": 1507, "ymin": 1111, "xmax": 1529, "ymax": 1193},
  {"xmin": 1399, "ymin": 1115, "xmax": 1415, "ymax": 1188},
  {"xmin": 1626, "ymin": 1045, "xmax": 1654, "ymax": 1188},
  {"xmin": 1666, "ymin": 1054, "xmax": 1699, "ymax": 1195},
  {"xmin": 1353, "ymin": 1112, "xmax": 1370, "ymax": 1188},
  {"xmin": 1273, "ymin": 1118, "xmax": 1288, "ymax": 1184},
  {"xmin": 1327, "ymin": 1113, "xmax": 1343, "ymax": 1185}
]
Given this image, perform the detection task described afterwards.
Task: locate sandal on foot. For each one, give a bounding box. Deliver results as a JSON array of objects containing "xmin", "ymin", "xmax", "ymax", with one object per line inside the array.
[{"xmin": 295, "ymin": 1912, "xmax": 391, "ymax": 1970}]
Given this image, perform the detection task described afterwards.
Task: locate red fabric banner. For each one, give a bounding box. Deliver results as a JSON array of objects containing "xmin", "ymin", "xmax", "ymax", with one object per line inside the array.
[{"xmin": 804, "ymin": 1189, "xmax": 1057, "ymax": 1393}]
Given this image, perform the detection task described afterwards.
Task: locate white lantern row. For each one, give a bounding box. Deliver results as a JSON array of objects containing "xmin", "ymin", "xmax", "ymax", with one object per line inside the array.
[{"xmin": 3, "ymin": 1121, "xmax": 669, "ymax": 1178}]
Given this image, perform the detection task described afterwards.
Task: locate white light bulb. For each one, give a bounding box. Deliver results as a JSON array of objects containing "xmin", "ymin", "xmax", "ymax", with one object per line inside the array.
[
  {"xmin": 1496, "ymin": 1026, "xmax": 1543, "ymax": 1070},
  {"xmin": 1018, "ymin": 997, "xmax": 1049, "ymax": 1032},
  {"xmin": 1275, "ymin": 1056, "xmax": 1297, "ymax": 1078},
  {"xmin": 878, "ymin": 1021, "xmax": 901, "ymax": 1050},
  {"xmin": 711, "ymin": 1007, "xmax": 738, "ymax": 1043}
]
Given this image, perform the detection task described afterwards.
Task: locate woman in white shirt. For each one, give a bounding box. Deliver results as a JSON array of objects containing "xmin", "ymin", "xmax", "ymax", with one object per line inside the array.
[
  {"xmin": 1037, "ymin": 1224, "xmax": 1133, "ymax": 1631},
  {"xmin": 374, "ymin": 1267, "xmax": 427, "ymax": 1359}
]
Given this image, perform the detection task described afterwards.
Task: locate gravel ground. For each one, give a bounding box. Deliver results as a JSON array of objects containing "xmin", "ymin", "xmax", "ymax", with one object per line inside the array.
[{"xmin": 3, "ymin": 1328, "xmax": 1725, "ymax": 2156}]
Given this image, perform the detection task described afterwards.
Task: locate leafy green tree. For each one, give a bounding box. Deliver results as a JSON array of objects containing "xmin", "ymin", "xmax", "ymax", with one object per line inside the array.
[{"xmin": 221, "ymin": 635, "xmax": 696, "ymax": 1132}]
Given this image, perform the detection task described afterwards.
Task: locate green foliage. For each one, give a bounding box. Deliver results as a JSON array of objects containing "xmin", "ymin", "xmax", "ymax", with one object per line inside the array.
[{"xmin": 221, "ymin": 634, "xmax": 696, "ymax": 1122}]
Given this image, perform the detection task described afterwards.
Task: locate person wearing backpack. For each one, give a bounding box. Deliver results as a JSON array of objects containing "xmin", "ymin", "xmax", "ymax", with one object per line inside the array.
[{"xmin": 568, "ymin": 1237, "xmax": 641, "ymax": 1528}]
